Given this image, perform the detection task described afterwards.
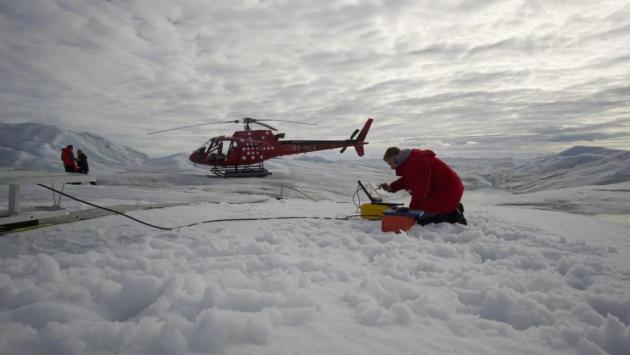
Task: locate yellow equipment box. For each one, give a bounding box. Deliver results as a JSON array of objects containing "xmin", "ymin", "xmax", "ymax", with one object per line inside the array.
[
  {"xmin": 356, "ymin": 181, "xmax": 403, "ymax": 220},
  {"xmin": 359, "ymin": 203, "xmax": 391, "ymax": 220}
]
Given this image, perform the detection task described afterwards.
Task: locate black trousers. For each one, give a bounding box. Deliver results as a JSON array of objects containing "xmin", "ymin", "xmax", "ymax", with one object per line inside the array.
[{"xmin": 418, "ymin": 203, "xmax": 467, "ymax": 226}]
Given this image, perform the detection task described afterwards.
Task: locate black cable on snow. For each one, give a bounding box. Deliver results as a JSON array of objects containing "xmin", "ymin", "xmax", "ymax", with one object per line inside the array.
[
  {"xmin": 181, "ymin": 214, "xmax": 365, "ymax": 228},
  {"xmin": 279, "ymin": 185, "xmax": 319, "ymax": 202},
  {"xmin": 37, "ymin": 184, "xmax": 380, "ymax": 232},
  {"xmin": 37, "ymin": 184, "xmax": 173, "ymax": 231}
]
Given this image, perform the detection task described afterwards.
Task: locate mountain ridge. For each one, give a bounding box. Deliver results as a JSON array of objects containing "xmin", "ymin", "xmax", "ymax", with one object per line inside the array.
[{"xmin": 1, "ymin": 122, "xmax": 629, "ymax": 193}]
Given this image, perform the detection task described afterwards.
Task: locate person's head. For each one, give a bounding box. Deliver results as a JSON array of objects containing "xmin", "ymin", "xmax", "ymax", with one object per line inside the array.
[
  {"xmin": 67, "ymin": 145, "xmax": 73, "ymax": 150},
  {"xmin": 383, "ymin": 146, "xmax": 400, "ymax": 169},
  {"xmin": 77, "ymin": 149, "xmax": 82, "ymax": 154}
]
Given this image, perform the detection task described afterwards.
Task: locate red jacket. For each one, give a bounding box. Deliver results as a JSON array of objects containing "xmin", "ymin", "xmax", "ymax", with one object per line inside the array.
[
  {"xmin": 389, "ymin": 149, "xmax": 464, "ymax": 214},
  {"xmin": 61, "ymin": 147, "xmax": 75, "ymax": 166}
]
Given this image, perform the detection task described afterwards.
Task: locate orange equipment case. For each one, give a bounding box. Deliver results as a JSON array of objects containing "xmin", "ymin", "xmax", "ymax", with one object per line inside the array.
[{"xmin": 381, "ymin": 209, "xmax": 429, "ymax": 233}]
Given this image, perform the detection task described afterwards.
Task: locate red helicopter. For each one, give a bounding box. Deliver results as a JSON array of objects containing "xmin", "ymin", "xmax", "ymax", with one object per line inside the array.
[{"xmin": 148, "ymin": 117, "xmax": 373, "ymax": 177}]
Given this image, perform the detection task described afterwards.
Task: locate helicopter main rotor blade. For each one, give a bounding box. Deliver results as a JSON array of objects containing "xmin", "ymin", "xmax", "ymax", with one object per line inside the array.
[
  {"xmin": 257, "ymin": 119, "xmax": 317, "ymax": 126},
  {"xmin": 146, "ymin": 120, "xmax": 240, "ymax": 135},
  {"xmin": 253, "ymin": 121, "xmax": 278, "ymax": 131}
]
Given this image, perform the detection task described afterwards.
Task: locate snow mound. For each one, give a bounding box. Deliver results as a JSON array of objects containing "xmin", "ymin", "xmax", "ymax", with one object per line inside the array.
[
  {"xmin": 142, "ymin": 153, "xmax": 198, "ymax": 172},
  {"xmin": 294, "ymin": 155, "xmax": 335, "ymax": 164},
  {"xmin": 0, "ymin": 199, "xmax": 628, "ymax": 355},
  {"xmin": 0, "ymin": 122, "xmax": 147, "ymax": 170},
  {"xmin": 495, "ymin": 146, "xmax": 630, "ymax": 192}
]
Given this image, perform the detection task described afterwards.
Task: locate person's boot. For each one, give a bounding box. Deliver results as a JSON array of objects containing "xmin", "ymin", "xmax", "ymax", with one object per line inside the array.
[{"xmin": 455, "ymin": 203, "xmax": 467, "ymax": 225}]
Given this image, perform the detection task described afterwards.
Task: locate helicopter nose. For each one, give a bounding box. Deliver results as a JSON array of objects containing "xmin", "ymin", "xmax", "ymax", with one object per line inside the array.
[{"xmin": 189, "ymin": 152, "xmax": 199, "ymax": 163}]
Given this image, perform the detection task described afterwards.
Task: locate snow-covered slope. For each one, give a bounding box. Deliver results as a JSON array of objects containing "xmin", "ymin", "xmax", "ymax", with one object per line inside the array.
[
  {"xmin": 0, "ymin": 184, "xmax": 629, "ymax": 355},
  {"xmin": 0, "ymin": 122, "xmax": 148, "ymax": 170},
  {"xmin": 494, "ymin": 146, "xmax": 630, "ymax": 192}
]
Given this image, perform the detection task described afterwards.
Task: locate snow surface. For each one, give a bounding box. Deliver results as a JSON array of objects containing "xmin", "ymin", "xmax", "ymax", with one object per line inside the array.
[
  {"xmin": 1, "ymin": 190, "xmax": 629, "ymax": 355},
  {"xmin": 1, "ymin": 123, "xmax": 630, "ymax": 354}
]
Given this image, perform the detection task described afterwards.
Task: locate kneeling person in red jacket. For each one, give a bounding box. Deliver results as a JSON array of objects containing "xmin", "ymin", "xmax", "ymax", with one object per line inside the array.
[{"xmin": 379, "ymin": 147, "xmax": 467, "ymax": 225}]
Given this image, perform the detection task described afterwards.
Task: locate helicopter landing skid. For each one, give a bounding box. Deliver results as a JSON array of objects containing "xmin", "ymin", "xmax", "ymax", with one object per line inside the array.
[{"xmin": 211, "ymin": 163, "xmax": 271, "ymax": 178}]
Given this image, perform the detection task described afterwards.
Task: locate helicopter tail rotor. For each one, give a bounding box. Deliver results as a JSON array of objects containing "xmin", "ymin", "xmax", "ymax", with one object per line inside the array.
[
  {"xmin": 339, "ymin": 118, "xmax": 372, "ymax": 156},
  {"xmin": 353, "ymin": 118, "xmax": 373, "ymax": 156},
  {"xmin": 340, "ymin": 129, "xmax": 360, "ymax": 154}
]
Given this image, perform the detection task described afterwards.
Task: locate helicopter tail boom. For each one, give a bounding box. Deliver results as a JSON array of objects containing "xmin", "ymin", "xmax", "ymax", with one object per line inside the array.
[{"xmin": 352, "ymin": 118, "xmax": 373, "ymax": 157}]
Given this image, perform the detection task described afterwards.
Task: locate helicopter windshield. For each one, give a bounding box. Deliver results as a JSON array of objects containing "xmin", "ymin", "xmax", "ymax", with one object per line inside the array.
[{"xmin": 197, "ymin": 138, "xmax": 233, "ymax": 160}]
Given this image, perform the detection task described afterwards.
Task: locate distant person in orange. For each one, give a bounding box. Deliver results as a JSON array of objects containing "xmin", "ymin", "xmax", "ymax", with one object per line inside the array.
[{"xmin": 61, "ymin": 145, "xmax": 77, "ymax": 172}]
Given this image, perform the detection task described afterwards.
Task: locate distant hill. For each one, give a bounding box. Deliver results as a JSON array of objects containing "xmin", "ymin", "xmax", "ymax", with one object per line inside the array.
[
  {"xmin": 2, "ymin": 122, "xmax": 629, "ymax": 193},
  {"xmin": 0, "ymin": 122, "xmax": 148, "ymax": 171},
  {"xmin": 493, "ymin": 146, "xmax": 630, "ymax": 192}
]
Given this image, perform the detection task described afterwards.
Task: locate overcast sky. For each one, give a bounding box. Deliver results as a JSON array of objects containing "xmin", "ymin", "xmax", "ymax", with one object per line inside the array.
[{"xmin": 1, "ymin": 0, "xmax": 629, "ymax": 157}]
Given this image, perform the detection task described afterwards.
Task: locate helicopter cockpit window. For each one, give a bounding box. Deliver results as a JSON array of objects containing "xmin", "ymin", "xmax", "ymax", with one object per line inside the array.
[
  {"xmin": 196, "ymin": 139, "xmax": 214, "ymax": 154},
  {"xmin": 207, "ymin": 140, "xmax": 228, "ymax": 160}
]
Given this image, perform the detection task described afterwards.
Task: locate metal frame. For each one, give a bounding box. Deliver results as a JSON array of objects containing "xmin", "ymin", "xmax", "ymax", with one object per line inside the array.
[{"xmin": 1, "ymin": 171, "xmax": 96, "ymax": 226}]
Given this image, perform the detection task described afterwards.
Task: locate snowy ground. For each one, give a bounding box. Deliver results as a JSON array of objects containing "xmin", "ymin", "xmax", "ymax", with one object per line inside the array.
[{"xmin": 1, "ymin": 158, "xmax": 630, "ymax": 355}]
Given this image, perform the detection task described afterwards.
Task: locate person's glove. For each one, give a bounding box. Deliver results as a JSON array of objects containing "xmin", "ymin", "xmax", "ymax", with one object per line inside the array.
[{"xmin": 378, "ymin": 183, "xmax": 391, "ymax": 192}]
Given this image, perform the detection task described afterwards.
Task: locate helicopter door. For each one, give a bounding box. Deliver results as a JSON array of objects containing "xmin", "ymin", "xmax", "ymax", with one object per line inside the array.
[
  {"xmin": 217, "ymin": 142, "xmax": 227, "ymax": 160},
  {"xmin": 227, "ymin": 141, "xmax": 238, "ymax": 154}
]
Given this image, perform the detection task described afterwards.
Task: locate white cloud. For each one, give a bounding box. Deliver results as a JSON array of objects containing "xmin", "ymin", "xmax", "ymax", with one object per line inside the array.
[{"xmin": 1, "ymin": 0, "xmax": 629, "ymax": 156}]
